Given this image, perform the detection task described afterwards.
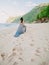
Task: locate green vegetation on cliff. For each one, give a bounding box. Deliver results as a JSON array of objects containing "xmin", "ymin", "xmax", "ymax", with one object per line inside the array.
[
  {"xmin": 37, "ymin": 5, "xmax": 49, "ymax": 20},
  {"xmin": 13, "ymin": 3, "xmax": 49, "ymax": 23}
]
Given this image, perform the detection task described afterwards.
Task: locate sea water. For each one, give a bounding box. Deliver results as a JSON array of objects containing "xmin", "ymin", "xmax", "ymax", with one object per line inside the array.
[{"xmin": 0, "ymin": 23, "xmax": 18, "ymax": 31}]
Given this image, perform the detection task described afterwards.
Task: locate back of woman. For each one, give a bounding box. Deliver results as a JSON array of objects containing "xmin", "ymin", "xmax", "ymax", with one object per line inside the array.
[
  {"xmin": 14, "ymin": 17, "xmax": 26, "ymax": 37},
  {"xmin": 17, "ymin": 24, "xmax": 26, "ymax": 34}
]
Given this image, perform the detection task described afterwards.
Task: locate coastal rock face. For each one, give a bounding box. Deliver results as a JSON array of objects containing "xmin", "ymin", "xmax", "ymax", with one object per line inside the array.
[{"xmin": 0, "ymin": 23, "xmax": 49, "ymax": 65}]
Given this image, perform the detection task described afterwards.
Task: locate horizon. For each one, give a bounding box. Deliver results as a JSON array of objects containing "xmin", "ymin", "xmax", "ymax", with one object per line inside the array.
[{"xmin": 0, "ymin": 0, "xmax": 49, "ymax": 23}]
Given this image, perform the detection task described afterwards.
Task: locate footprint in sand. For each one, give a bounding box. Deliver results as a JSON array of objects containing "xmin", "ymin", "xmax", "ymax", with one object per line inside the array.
[
  {"xmin": 8, "ymin": 56, "xmax": 13, "ymax": 62},
  {"xmin": 18, "ymin": 57, "xmax": 24, "ymax": 61},
  {"xmin": 45, "ymin": 38, "xmax": 48, "ymax": 41},
  {"xmin": 1, "ymin": 53, "xmax": 5, "ymax": 60},
  {"xmin": 35, "ymin": 53, "xmax": 40, "ymax": 56},
  {"xmin": 8, "ymin": 52, "xmax": 17, "ymax": 62},
  {"xmin": 30, "ymin": 43, "xmax": 34, "ymax": 47},
  {"xmin": 12, "ymin": 52, "xmax": 17, "ymax": 56},
  {"xmin": 19, "ymin": 52, "xmax": 23, "ymax": 55},
  {"xmin": 8, "ymin": 52, "xmax": 17, "ymax": 58},
  {"xmin": 12, "ymin": 46, "xmax": 23, "ymax": 56},
  {"xmin": 35, "ymin": 48, "xmax": 40, "ymax": 53},
  {"xmin": 12, "ymin": 48, "xmax": 16, "ymax": 51},
  {"xmin": 14, "ymin": 45, "xmax": 23, "ymax": 52},
  {"xmin": 31, "ymin": 58, "xmax": 34, "ymax": 62},
  {"xmin": 40, "ymin": 61, "xmax": 47, "ymax": 65},
  {"xmin": 32, "ymin": 39, "xmax": 34, "ymax": 41},
  {"xmin": 35, "ymin": 48, "xmax": 41, "ymax": 57},
  {"xmin": 13, "ymin": 62, "xmax": 18, "ymax": 65}
]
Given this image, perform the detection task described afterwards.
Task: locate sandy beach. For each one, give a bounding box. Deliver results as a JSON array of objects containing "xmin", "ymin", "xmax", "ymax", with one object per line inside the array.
[{"xmin": 0, "ymin": 23, "xmax": 49, "ymax": 65}]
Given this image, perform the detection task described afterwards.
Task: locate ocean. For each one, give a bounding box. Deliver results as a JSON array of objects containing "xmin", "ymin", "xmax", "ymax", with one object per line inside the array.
[{"xmin": 0, "ymin": 23, "xmax": 18, "ymax": 31}]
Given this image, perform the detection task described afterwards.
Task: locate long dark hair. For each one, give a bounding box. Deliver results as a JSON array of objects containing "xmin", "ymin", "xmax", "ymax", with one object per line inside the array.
[{"xmin": 20, "ymin": 17, "xmax": 23, "ymax": 23}]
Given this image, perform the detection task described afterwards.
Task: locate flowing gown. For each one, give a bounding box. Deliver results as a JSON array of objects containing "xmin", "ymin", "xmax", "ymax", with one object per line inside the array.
[{"xmin": 14, "ymin": 24, "xmax": 26, "ymax": 37}]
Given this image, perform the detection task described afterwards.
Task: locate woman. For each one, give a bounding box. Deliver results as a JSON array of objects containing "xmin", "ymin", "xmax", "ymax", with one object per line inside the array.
[{"xmin": 14, "ymin": 17, "xmax": 26, "ymax": 37}]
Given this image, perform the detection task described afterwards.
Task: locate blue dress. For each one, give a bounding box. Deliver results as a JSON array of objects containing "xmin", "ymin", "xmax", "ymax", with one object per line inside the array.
[{"xmin": 14, "ymin": 24, "xmax": 26, "ymax": 37}]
